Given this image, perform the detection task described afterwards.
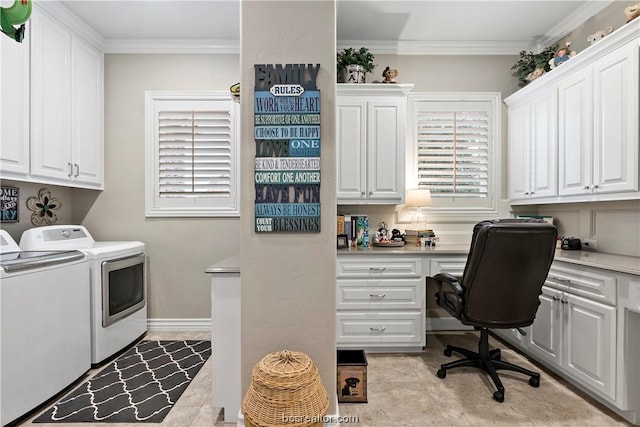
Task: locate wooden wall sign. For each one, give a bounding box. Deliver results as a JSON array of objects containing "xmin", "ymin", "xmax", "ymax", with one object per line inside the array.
[{"xmin": 254, "ymin": 64, "xmax": 321, "ymax": 233}]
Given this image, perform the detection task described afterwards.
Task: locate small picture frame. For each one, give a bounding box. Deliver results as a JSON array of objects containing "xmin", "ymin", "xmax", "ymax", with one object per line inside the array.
[{"xmin": 337, "ymin": 234, "xmax": 348, "ymax": 249}]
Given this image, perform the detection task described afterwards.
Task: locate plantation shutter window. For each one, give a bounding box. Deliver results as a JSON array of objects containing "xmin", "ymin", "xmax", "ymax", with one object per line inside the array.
[
  {"xmin": 145, "ymin": 92, "xmax": 239, "ymax": 217},
  {"xmin": 416, "ymin": 109, "xmax": 489, "ymax": 198},
  {"xmin": 158, "ymin": 110, "xmax": 231, "ymax": 197},
  {"xmin": 408, "ymin": 94, "xmax": 500, "ymax": 211}
]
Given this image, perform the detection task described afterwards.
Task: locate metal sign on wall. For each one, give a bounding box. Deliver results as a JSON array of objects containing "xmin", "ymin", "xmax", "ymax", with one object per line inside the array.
[{"xmin": 254, "ymin": 64, "xmax": 321, "ymax": 233}]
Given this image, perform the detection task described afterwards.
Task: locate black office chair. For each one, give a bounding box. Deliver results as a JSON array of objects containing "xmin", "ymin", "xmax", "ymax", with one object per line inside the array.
[{"xmin": 429, "ymin": 219, "xmax": 557, "ymax": 402}]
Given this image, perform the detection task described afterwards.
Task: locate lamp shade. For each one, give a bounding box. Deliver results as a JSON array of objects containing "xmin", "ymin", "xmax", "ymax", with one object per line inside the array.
[{"xmin": 405, "ymin": 188, "xmax": 432, "ymax": 207}]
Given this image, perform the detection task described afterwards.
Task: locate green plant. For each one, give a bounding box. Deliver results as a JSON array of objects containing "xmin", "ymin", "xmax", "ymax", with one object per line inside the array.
[
  {"xmin": 511, "ymin": 44, "xmax": 558, "ymax": 87},
  {"xmin": 336, "ymin": 47, "xmax": 375, "ymax": 74}
]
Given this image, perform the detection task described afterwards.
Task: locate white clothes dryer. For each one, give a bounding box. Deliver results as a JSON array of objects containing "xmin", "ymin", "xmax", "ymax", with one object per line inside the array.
[{"xmin": 20, "ymin": 225, "xmax": 147, "ymax": 366}]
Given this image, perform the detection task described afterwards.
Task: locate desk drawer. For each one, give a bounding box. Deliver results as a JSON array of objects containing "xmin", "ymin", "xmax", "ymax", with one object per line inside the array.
[
  {"xmin": 336, "ymin": 311, "xmax": 423, "ymax": 346},
  {"xmin": 337, "ymin": 278, "xmax": 424, "ymax": 310},
  {"xmin": 337, "ymin": 257, "xmax": 421, "ymax": 278},
  {"xmin": 430, "ymin": 256, "xmax": 467, "ymax": 278},
  {"xmin": 547, "ymin": 263, "xmax": 616, "ymax": 304}
]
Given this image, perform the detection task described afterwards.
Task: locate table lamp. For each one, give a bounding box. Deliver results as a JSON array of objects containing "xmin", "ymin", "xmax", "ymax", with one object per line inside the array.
[{"xmin": 405, "ymin": 188, "xmax": 432, "ymax": 228}]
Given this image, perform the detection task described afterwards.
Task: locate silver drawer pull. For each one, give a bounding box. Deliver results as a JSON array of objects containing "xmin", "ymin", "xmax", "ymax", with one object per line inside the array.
[
  {"xmin": 552, "ymin": 296, "xmax": 560, "ymax": 301},
  {"xmin": 369, "ymin": 293, "xmax": 387, "ymax": 298},
  {"xmin": 369, "ymin": 267, "xmax": 386, "ymax": 272},
  {"xmin": 369, "ymin": 326, "xmax": 386, "ymax": 332}
]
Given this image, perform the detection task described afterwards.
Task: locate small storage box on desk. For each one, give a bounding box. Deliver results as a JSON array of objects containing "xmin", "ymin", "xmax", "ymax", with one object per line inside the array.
[{"xmin": 337, "ymin": 349, "xmax": 368, "ymax": 403}]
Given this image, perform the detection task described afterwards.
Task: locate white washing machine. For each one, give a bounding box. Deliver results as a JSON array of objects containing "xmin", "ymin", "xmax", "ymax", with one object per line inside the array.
[
  {"xmin": 20, "ymin": 225, "xmax": 147, "ymax": 366},
  {"xmin": 1, "ymin": 230, "xmax": 90, "ymax": 426}
]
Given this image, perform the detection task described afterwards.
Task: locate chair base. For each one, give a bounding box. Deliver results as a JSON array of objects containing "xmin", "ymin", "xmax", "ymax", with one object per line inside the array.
[{"xmin": 436, "ymin": 328, "xmax": 540, "ymax": 402}]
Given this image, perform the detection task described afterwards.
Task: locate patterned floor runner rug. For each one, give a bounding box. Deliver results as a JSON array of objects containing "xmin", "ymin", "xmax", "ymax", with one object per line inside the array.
[{"xmin": 33, "ymin": 340, "xmax": 211, "ymax": 423}]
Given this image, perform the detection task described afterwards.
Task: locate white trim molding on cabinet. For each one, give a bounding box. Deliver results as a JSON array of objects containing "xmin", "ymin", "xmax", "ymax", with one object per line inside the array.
[{"xmin": 505, "ymin": 20, "xmax": 639, "ymax": 206}]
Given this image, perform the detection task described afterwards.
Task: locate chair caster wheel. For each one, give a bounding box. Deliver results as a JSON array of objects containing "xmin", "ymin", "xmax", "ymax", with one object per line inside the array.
[
  {"xmin": 529, "ymin": 375, "xmax": 540, "ymax": 388},
  {"xmin": 443, "ymin": 347, "xmax": 452, "ymax": 357},
  {"xmin": 493, "ymin": 390, "xmax": 505, "ymax": 402},
  {"xmin": 436, "ymin": 368, "xmax": 447, "ymax": 379}
]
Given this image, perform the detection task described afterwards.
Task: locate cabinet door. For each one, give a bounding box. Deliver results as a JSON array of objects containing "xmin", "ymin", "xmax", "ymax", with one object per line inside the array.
[
  {"xmin": 366, "ymin": 98, "xmax": 404, "ymax": 202},
  {"xmin": 558, "ymin": 67, "xmax": 592, "ymax": 196},
  {"xmin": 528, "ymin": 286, "xmax": 563, "ymax": 366},
  {"xmin": 530, "ymin": 90, "xmax": 557, "ymax": 198},
  {"xmin": 564, "ymin": 293, "xmax": 616, "ymax": 400},
  {"xmin": 71, "ymin": 38, "xmax": 103, "ymax": 187},
  {"xmin": 507, "ymin": 103, "xmax": 531, "ymax": 200},
  {"xmin": 0, "ymin": 29, "xmax": 30, "ymax": 177},
  {"xmin": 29, "ymin": 10, "xmax": 72, "ymax": 181},
  {"xmin": 592, "ymin": 40, "xmax": 639, "ymax": 194},
  {"xmin": 336, "ymin": 101, "xmax": 366, "ymax": 200}
]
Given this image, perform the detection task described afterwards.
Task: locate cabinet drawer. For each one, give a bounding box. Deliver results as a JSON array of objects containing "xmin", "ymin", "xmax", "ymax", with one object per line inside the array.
[
  {"xmin": 430, "ymin": 256, "xmax": 467, "ymax": 278},
  {"xmin": 547, "ymin": 263, "xmax": 616, "ymax": 304},
  {"xmin": 337, "ymin": 257, "xmax": 421, "ymax": 278},
  {"xmin": 336, "ymin": 311, "xmax": 423, "ymax": 346},
  {"xmin": 337, "ymin": 278, "xmax": 424, "ymax": 310}
]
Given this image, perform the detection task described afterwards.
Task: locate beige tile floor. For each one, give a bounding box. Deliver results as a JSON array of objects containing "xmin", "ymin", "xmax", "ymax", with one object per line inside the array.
[{"xmin": 18, "ymin": 331, "xmax": 632, "ymax": 427}]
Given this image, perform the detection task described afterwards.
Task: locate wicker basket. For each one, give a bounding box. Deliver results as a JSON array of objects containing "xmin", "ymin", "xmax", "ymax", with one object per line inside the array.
[{"xmin": 243, "ymin": 350, "xmax": 329, "ymax": 427}]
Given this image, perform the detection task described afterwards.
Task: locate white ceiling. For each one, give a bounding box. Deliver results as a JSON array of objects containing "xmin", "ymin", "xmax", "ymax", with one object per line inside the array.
[{"xmin": 48, "ymin": 0, "xmax": 612, "ymax": 54}]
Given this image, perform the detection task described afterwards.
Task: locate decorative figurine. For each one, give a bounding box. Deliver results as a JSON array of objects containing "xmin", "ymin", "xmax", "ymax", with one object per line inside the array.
[
  {"xmin": 549, "ymin": 42, "xmax": 576, "ymax": 69},
  {"xmin": 382, "ymin": 66, "xmax": 398, "ymax": 83}
]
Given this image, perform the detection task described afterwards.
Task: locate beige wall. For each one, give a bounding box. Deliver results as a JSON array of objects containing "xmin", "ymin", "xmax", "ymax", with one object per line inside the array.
[
  {"xmin": 558, "ymin": 1, "xmax": 637, "ymax": 54},
  {"xmin": 240, "ymin": 0, "xmax": 337, "ymax": 414},
  {"xmin": 0, "ymin": 180, "xmax": 74, "ymax": 241},
  {"xmin": 72, "ymin": 53, "xmax": 240, "ymax": 320}
]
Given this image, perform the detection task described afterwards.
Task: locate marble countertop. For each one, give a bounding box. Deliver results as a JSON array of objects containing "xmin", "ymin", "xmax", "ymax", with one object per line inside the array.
[
  {"xmin": 553, "ymin": 250, "xmax": 640, "ymax": 276},
  {"xmin": 338, "ymin": 243, "xmax": 470, "ymax": 255},
  {"xmin": 338, "ymin": 244, "xmax": 640, "ymax": 276}
]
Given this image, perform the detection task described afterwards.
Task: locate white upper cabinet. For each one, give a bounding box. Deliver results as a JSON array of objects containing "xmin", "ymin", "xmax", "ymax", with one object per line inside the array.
[
  {"xmin": 591, "ymin": 41, "xmax": 638, "ymax": 194},
  {"xmin": 30, "ymin": 9, "xmax": 73, "ymax": 182},
  {"xmin": 337, "ymin": 84, "xmax": 413, "ymax": 204},
  {"xmin": 0, "ymin": 25, "xmax": 30, "ymax": 177},
  {"xmin": 507, "ymin": 88, "xmax": 557, "ymax": 201},
  {"xmin": 0, "ymin": 3, "xmax": 104, "ymax": 189},
  {"xmin": 559, "ymin": 39, "xmax": 639, "ymax": 197},
  {"xmin": 506, "ymin": 21, "xmax": 639, "ymax": 204},
  {"xmin": 30, "ymin": 6, "xmax": 104, "ymax": 188},
  {"xmin": 558, "ymin": 66, "xmax": 592, "ymax": 196}
]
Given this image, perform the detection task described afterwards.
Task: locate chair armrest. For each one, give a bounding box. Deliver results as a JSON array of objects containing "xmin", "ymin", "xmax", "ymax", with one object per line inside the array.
[
  {"xmin": 433, "ymin": 272, "xmax": 463, "ymax": 293},
  {"xmin": 431, "ymin": 273, "xmax": 464, "ymax": 317}
]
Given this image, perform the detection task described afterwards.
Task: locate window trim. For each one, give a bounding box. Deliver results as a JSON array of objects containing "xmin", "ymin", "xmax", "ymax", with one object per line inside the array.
[
  {"xmin": 405, "ymin": 92, "xmax": 501, "ymax": 219},
  {"xmin": 144, "ymin": 91, "xmax": 240, "ymax": 217}
]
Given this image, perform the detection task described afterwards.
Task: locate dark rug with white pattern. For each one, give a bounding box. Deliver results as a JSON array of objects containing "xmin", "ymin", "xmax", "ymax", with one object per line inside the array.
[{"xmin": 33, "ymin": 340, "xmax": 211, "ymax": 423}]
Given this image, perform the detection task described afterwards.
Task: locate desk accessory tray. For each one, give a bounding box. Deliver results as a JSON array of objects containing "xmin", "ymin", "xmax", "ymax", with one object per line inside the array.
[{"xmin": 372, "ymin": 241, "xmax": 405, "ymax": 247}]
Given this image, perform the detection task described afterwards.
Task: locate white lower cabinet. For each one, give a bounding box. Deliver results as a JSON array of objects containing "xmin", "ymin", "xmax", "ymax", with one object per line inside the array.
[
  {"xmin": 501, "ymin": 262, "xmax": 618, "ymax": 403},
  {"xmin": 336, "ymin": 256, "xmax": 424, "ymax": 351},
  {"xmin": 529, "ymin": 285, "xmax": 616, "ymax": 400}
]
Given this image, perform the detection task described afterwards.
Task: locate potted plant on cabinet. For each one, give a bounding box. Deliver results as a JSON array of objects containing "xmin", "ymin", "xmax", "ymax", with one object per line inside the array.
[
  {"xmin": 337, "ymin": 47, "xmax": 375, "ymax": 83},
  {"xmin": 511, "ymin": 44, "xmax": 558, "ymax": 87}
]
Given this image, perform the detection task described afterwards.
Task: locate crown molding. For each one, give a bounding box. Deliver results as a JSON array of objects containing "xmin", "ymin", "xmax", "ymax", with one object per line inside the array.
[
  {"xmin": 103, "ymin": 39, "xmax": 239, "ymax": 54},
  {"xmin": 34, "ymin": 1, "xmax": 105, "ymax": 50},
  {"xmin": 531, "ymin": 0, "xmax": 614, "ymax": 51}
]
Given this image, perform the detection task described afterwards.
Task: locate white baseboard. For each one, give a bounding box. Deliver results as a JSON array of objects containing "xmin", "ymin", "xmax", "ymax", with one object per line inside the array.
[
  {"xmin": 147, "ymin": 317, "xmax": 470, "ymax": 333},
  {"xmin": 426, "ymin": 317, "xmax": 474, "ymax": 331},
  {"xmin": 147, "ymin": 318, "xmax": 211, "ymax": 332}
]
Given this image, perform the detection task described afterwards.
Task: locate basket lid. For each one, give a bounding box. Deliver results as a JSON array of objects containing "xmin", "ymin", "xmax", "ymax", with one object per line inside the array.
[{"xmin": 243, "ymin": 350, "xmax": 329, "ymax": 427}]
